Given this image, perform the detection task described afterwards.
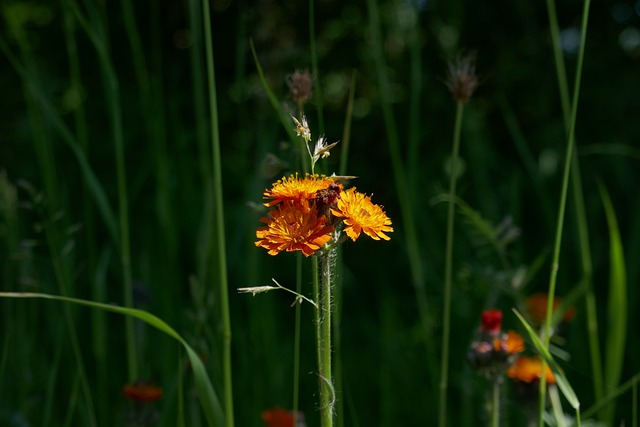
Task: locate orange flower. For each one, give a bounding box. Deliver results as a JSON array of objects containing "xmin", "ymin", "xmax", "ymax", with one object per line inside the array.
[
  {"xmin": 263, "ymin": 174, "xmax": 338, "ymax": 207},
  {"xmin": 494, "ymin": 330, "xmax": 525, "ymax": 354},
  {"xmin": 123, "ymin": 382, "xmax": 163, "ymax": 402},
  {"xmin": 527, "ymin": 293, "xmax": 576, "ymax": 325},
  {"xmin": 507, "ymin": 356, "xmax": 556, "ymax": 384},
  {"xmin": 331, "ymin": 187, "xmax": 393, "ymax": 241},
  {"xmin": 256, "ymin": 201, "xmax": 333, "ymax": 257}
]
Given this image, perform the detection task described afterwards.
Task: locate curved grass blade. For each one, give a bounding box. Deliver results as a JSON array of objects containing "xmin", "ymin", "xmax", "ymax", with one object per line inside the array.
[
  {"xmin": 0, "ymin": 292, "xmax": 225, "ymax": 427},
  {"xmin": 249, "ymin": 40, "xmax": 298, "ymax": 143},
  {"xmin": 512, "ymin": 308, "xmax": 580, "ymax": 410}
]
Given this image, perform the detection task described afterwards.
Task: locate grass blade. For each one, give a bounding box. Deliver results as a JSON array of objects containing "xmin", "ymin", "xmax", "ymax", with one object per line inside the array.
[
  {"xmin": 598, "ymin": 183, "xmax": 627, "ymax": 424},
  {"xmin": 0, "ymin": 292, "xmax": 225, "ymax": 427},
  {"xmin": 513, "ymin": 308, "xmax": 580, "ymax": 410}
]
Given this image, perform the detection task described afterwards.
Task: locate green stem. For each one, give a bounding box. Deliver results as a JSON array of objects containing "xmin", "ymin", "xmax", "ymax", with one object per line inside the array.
[
  {"xmin": 439, "ymin": 101, "xmax": 464, "ymax": 427},
  {"xmin": 202, "ymin": 1, "xmax": 234, "ymax": 426},
  {"xmin": 545, "ymin": 0, "xmax": 602, "ymax": 406},
  {"xmin": 66, "ymin": 0, "xmax": 138, "ymax": 382},
  {"xmin": 491, "ymin": 380, "xmax": 501, "ymax": 427},
  {"xmin": 539, "ymin": 0, "xmax": 591, "ymax": 424},
  {"xmin": 293, "ymin": 255, "xmax": 303, "ymax": 426},
  {"xmin": 318, "ymin": 251, "xmax": 335, "ymax": 427}
]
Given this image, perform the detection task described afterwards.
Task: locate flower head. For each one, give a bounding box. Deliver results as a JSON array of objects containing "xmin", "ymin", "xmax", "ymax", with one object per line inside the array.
[
  {"xmin": 468, "ymin": 309, "xmax": 524, "ymax": 379},
  {"xmin": 263, "ymin": 174, "xmax": 338, "ymax": 207},
  {"xmin": 481, "ymin": 308, "xmax": 503, "ymax": 334},
  {"xmin": 502, "ymin": 330, "xmax": 525, "ymax": 354},
  {"xmin": 256, "ymin": 201, "xmax": 334, "ymax": 257},
  {"xmin": 445, "ymin": 52, "xmax": 479, "ymax": 104},
  {"xmin": 507, "ymin": 356, "xmax": 556, "ymax": 384},
  {"xmin": 527, "ymin": 293, "xmax": 576, "ymax": 325},
  {"xmin": 292, "ymin": 115, "xmax": 311, "ymax": 143},
  {"xmin": 331, "ymin": 187, "xmax": 393, "ymax": 241},
  {"xmin": 287, "ymin": 69, "xmax": 313, "ymax": 111},
  {"xmin": 312, "ymin": 136, "xmax": 339, "ymax": 164},
  {"xmin": 123, "ymin": 381, "xmax": 163, "ymax": 402}
]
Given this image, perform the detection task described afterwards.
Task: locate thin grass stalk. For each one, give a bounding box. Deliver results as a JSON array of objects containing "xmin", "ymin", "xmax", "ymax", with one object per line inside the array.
[
  {"xmin": 201, "ymin": 1, "xmax": 234, "ymax": 425},
  {"xmin": 365, "ymin": 2, "xmax": 434, "ymax": 402},
  {"xmin": 539, "ymin": 0, "xmax": 592, "ymax": 424},
  {"xmin": 406, "ymin": 11, "xmax": 422, "ymax": 197},
  {"xmin": 62, "ymin": 374, "xmax": 81, "ymax": 427},
  {"xmin": 61, "ymin": 2, "xmax": 109, "ymax": 419},
  {"xmin": 66, "ymin": 0, "xmax": 138, "ymax": 381},
  {"xmin": 122, "ymin": 0, "xmax": 177, "ymax": 312},
  {"xmin": 549, "ymin": 385, "xmax": 566, "ymax": 427},
  {"xmin": 544, "ymin": 0, "xmax": 603, "ymax": 405},
  {"xmin": 339, "ymin": 71, "xmax": 356, "ymax": 177},
  {"xmin": 633, "ymin": 377, "xmax": 638, "ymax": 427},
  {"xmin": 8, "ymin": 24, "xmax": 98, "ymax": 425},
  {"xmin": 491, "ymin": 380, "xmax": 500, "ymax": 427},
  {"xmin": 178, "ymin": 352, "xmax": 186, "ymax": 427},
  {"xmin": 43, "ymin": 331, "xmax": 63, "ymax": 426},
  {"xmin": 293, "ymin": 254, "xmax": 303, "ymax": 426},
  {"xmin": 581, "ymin": 373, "xmax": 640, "ymax": 419},
  {"xmin": 313, "ymin": 256, "xmax": 322, "ymax": 383},
  {"xmin": 333, "ymin": 248, "xmax": 344, "ymax": 427},
  {"xmin": 439, "ymin": 101, "xmax": 464, "ymax": 427},
  {"xmin": 366, "ymin": 0, "xmax": 424, "ymax": 290},
  {"xmin": 188, "ymin": 0, "xmax": 212, "ymax": 189}
]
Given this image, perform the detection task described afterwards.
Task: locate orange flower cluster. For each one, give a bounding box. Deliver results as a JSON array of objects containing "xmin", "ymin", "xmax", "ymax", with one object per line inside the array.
[
  {"xmin": 468, "ymin": 309, "xmax": 524, "ymax": 379},
  {"xmin": 255, "ymin": 174, "xmax": 393, "ymax": 257}
]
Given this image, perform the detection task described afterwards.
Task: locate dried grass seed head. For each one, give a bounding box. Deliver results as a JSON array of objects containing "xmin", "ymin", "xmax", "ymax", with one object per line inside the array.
[
  {"xmin": 287, "ymin": 69, "xmax": 313, "ymax": 110},
  {"xmin": 446, "ymin": 52, "xmax": 479, "ymax": 103}
]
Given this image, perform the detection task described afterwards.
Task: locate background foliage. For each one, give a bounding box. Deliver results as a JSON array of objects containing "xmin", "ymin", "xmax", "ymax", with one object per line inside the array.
[{"xmin": 0, "ymin": 0, "xmax": 638, "ymax": 425}]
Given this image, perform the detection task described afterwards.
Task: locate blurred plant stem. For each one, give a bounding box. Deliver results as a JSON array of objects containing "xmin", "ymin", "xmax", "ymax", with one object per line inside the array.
[
  {"xmin": 60, "ymin": 0, "xmax": 107, "ymax": 419},
  {"xmin": 366, "ymin": 0, "xmax": 435, "ymax": 402},
  {"xmin": 545, "ymin": 0, "xmax": 603, "ymax": 409},
  {"xmin": 202, "ymin": 0, "xmax": 234, "ymax": 425},
  {"xmin": 491, "ymin": 380, "xmax": 501, "ymax": 427},
  {"xmin": 1, "ymin": 14, "xmax": 98, "ymax": 425},
  {"xmin": 439, "ymin": 101, "xmax": 464, "ymax": 427},
  {"xmin": 539, "ymin": 0, "xmax": 592, "ymax": 424},
  {"xmin": 292, "ymin": 254, "xmax": 303, "ymax": 427}
]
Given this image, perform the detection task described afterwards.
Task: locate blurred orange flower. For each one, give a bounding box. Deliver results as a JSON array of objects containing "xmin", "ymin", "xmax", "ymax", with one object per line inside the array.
[
  {"xmin": 493, "ymin": 330, "xmax": 525, "ymax": 354},
  {"xmin": 123, "ymin": 382, "xmax": 163, "ymax": 402},
  {"xmin": 527, "ymin": 293, "xmax": 576, "ymax": 325},
  {"xmin": 507, "ymin": 356, "xmax": 556, "ymax": 384}
]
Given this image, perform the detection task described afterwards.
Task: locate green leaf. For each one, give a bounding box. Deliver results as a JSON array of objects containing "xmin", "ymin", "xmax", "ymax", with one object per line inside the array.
[{"xmin": 0, "ymin": 292, "xmax": 225, "ymax": 427}]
